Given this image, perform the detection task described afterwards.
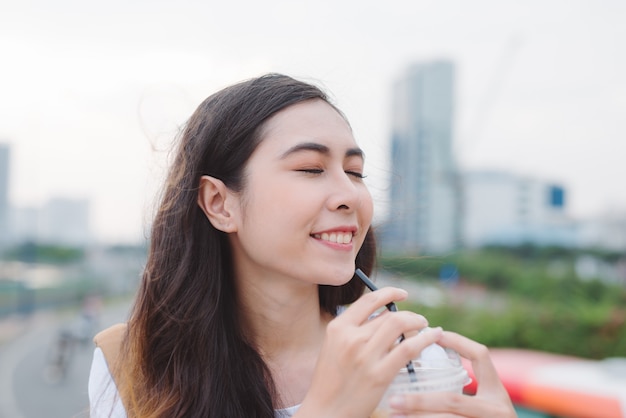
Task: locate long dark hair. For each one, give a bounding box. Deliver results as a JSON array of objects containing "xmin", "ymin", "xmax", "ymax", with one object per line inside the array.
[{"xmin": 123, "ymin": 74, "xmax": 377, "ymax": 417}]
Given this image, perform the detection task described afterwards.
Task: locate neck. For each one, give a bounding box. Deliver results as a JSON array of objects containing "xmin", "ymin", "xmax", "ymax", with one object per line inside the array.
[
  {"xmin": 237, "ymin": 275, "xmax": 329, "ymax": 357},
  {"xmin": 236, "ymin": 275, "xmax": 332, "ymax": 408}
]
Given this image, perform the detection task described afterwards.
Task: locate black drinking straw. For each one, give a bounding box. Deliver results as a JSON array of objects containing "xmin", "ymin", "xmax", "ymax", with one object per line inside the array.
[{"xmin": 355, "ymin": 269, "xmax": 417, "ymax": 382}]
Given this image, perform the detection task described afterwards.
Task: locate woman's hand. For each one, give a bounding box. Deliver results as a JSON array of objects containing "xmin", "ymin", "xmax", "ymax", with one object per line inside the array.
[
  {"xmin": 386, "ymin": 331, "xmax": 516, "ymax": 418},
  {"xmin": 296, "ymin": 287, "xmax": 438, "ymax": 418}
]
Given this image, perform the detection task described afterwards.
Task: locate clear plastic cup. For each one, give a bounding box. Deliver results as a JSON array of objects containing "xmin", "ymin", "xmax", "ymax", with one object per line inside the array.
[{"xmin": 372, "ymin": 343, "xmax": 471, "ymax": 418}]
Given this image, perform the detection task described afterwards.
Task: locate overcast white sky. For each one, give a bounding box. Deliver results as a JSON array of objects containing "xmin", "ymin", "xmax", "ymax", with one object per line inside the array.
[{"xmin": 1, "ymin": 0, "xmax": 625, "ymax": 243}]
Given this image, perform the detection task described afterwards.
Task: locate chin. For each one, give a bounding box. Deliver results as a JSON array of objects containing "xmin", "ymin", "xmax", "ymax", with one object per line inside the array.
[{"xmin": 317, "ymin": 266, "xmax": 355, "ymax": 286}]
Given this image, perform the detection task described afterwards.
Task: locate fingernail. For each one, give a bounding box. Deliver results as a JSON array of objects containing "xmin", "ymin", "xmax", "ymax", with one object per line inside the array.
[
  {"xmin": 389, "ymin": 394, "xmax": 405, "ymax": 408},
  {"xmin": 397, "ymin": 288, "xmax": 408, "ymax": 296}
]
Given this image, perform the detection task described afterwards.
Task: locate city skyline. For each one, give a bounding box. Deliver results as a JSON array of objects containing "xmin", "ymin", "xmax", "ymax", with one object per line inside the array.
[{"xmin": 1, "ymin": 0, "xmax": 625, "ymax": 243}]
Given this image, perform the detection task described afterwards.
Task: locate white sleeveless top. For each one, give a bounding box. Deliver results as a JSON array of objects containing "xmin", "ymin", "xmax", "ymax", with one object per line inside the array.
[{"xmin": 88, "ymin": 347, "xmax": 300, "ymax": 417}]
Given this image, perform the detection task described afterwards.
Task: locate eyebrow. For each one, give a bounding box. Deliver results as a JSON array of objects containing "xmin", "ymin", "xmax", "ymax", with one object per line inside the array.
[{"xmin": 279, "ymin": 142, "xmax": 364, "ymax": 160}]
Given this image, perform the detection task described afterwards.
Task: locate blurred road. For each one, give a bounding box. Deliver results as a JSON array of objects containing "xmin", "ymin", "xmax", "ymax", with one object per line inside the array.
[{"xmin": 0, "ymin": 300, "xmax": 132, "ymax": 418}]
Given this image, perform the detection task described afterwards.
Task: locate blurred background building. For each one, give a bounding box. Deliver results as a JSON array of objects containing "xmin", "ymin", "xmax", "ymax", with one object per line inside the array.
[
  {"xmin": 9, "ymin": 198, "xmax": 92, "ymax": 246},
  {"xmin": 0, "ymin": 143, "xmax": 9, "ymax": 248},
  {"xmin": 0, "ymin": 143, "xmax": 92, "ymax": 247},
  {"xmin": 577, "ymin": 212, "xmax": 626, "ymax": 252},
  {"xmin": 382, "ymin": 60, "xmax": 462, "ymax": 254},
  {"xmin": 39, "ymin": 198, "xmax": 91, "ymax": 246},
  {"xmin": 379, "ymin": 60, "xmax": 626, "ymax": 255},
  {"xmin": 462, "ymin": 170, "xmax": 575, "ymax": 248}
]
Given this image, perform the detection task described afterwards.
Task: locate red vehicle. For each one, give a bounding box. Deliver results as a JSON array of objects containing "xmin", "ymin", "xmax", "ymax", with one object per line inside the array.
[{"xmin": 463, "ymin": 349, "xmax": 626, "ymax": 418}]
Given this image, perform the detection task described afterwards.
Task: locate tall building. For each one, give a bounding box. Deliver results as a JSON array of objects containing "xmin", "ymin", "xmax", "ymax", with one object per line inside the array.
[
  {"xmin": 382, "ymin": 61, "xmax": 461, "ymax": 254},
  {"xmin": 0, "ymin": 144, "xmax": 9, "ymax": 246}
]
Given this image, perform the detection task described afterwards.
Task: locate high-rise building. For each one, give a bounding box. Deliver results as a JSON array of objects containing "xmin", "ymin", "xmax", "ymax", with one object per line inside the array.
[
  {"xmin": 0, "ymin": 144, "xmax": 9, "ymax": 246},
  {"xmin": 382, "ymin": 61, "xmax": 461, "ymax": 254}
]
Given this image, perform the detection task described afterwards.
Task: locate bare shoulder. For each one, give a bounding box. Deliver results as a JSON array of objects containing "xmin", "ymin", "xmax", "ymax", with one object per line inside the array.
[{"xmin": 93, "ymin": 323, "xmax": 128, "ymax": 373}]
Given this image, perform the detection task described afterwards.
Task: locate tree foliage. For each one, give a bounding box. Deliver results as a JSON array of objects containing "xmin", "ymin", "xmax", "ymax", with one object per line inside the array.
[
  {"xmin": 2, "ymin": 242, "xmax": 85, "ymax": 264},
  {"xmin": 380, "ymin": 245, "xmax": 626, "ymax": 359}
]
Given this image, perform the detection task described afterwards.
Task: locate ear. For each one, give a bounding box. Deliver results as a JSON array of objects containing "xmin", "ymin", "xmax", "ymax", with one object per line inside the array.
[{"xmin": 197, "ymin": 175, "xmax": 238, "ymax": 233}]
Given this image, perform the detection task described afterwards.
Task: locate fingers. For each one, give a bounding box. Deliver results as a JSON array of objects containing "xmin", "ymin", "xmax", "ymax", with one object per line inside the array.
[
  {"xmin": 363, "ymin": 310, "xmax": 429, "ymax": 345},
  {"xmin": 389, "ymin": 390, "xmax": 472, "ymax": 416},
  {"xmin": 385, "ymin": 331, "xmax": 515, "ymax": 417},
  {"xmin": 356, "ymin": 324, "xmax": 444, "ymax": 396},
  {"xmin": 383, "ymin": 326, "xmax": 444, "ymax": 372},
  {"xmin": 390, "ymin": 390, "xmax": 512, "ymax": 418},
  {"xmin": 436, "ymin": 331, "xmax": 505, "ymax": 393},
  {"xmin": 338, "ymin": 287, "xmax": 409, "ymax": 325},
  {"xmin": 344, "ymin": 289, "xmax": 430, "ymax": 364}
]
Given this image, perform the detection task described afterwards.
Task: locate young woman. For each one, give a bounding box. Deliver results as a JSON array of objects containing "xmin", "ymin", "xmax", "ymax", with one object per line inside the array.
[{"xmin": 88, "ymin": 73, "xmax": 515, "ymax": 417}]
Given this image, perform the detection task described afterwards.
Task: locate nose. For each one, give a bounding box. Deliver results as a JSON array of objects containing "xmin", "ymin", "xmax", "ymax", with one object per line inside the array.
[{"xmin": 327, "ymin": 171, "xmax": 361, "ymax": 212}]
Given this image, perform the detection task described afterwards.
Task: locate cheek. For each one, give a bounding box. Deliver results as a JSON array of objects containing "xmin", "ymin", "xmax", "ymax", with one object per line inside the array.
[
  {"xmin": 360, "ymin": 188, "xmax": 374, "ymax": 223},
  {"xmin": 240, "ymin": 177, "xmax": 306, "ymax": 227},
  {"xmin": 257, "ymin": 184, "xmax": 302, "ymax": 214},
  {"xmin": 355, "ymin": 189, "xmax": 374, "ymax": 247}
]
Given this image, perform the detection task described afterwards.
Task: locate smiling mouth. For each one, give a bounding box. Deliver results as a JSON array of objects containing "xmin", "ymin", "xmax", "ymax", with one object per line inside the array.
[{"xmin": 312, "ymin": 232, "xmax": 354, "ymax": 244}]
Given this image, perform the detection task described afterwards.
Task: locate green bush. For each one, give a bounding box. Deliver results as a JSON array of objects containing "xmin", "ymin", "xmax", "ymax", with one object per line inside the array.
[
  {"xmin": 381, "ymin": 246, "xmax": 626, "ymax": 360},
  {"xmin": 399, "ymin": 297, "xmax": 625, "ymax": 359},
  {"xmin": 2, "ymin": 242, "xmax": 84, "ymax": 264}
]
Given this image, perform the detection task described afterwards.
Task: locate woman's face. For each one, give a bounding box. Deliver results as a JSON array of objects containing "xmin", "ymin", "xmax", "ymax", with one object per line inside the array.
[{"xmin": 228, "ymin": 99, "xmax": 374, "ymax": 287}]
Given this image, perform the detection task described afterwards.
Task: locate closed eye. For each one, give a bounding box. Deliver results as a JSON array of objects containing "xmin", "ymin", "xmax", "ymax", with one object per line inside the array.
[
  {"xmin": 345, "ymin": 170, "xmax": 366, "ymax": 179},
  {"xmin": 297, "ymin": 169, "xmax": 324, "ymax": 175}
]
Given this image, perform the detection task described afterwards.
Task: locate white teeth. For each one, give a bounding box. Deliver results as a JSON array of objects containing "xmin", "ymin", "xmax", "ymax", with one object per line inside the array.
[{"xmin": 314, "ymin": 232, "xmax": 353, "ymax": 244}]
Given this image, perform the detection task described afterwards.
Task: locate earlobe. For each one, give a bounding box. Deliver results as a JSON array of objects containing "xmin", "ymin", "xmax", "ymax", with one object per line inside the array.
[{"xmin": 197, "ymin": 175, "xmax": 238, "ymax": 233}]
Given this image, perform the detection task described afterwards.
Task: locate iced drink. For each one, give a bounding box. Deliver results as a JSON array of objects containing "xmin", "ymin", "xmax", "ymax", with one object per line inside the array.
[{"xmin": 372, "ymin": 343, "xmax": 470, "ymax": 417}]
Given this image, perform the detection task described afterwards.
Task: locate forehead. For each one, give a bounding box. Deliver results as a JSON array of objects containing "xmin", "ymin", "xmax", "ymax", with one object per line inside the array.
[{"xmin": 256, "ymin": 99, "xmax": 357, "ymax": 156}]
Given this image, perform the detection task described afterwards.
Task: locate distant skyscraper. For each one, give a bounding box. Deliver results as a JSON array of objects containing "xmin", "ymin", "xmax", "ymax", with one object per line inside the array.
[
  {"xmin": 0, "ymin": 144, "xmax": 9, "ymax": 246},
  {"xmin": 383, "ymin": 61, "xmax": 461, "ymax": 254}
]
